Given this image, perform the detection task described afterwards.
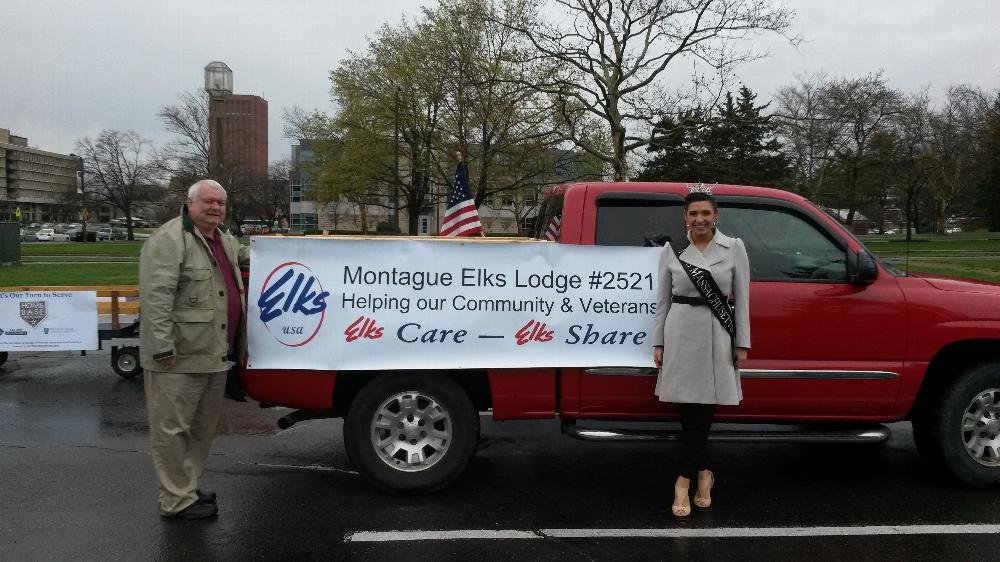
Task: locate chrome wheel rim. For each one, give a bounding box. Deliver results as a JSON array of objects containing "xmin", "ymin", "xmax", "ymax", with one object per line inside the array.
[
  {"xmin": 370, "ymin": 391, "xmax": 452, "ymax": 472},
  {"xmin": 116, "ymin": 353, "xmax": 137, "ymax": 373},
  {"xmin": 961, "ymin": 388, "xmax": 1000, "ymax": 467}
]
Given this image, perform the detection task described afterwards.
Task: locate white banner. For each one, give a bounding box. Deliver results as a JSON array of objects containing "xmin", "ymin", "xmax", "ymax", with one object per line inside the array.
[
  {"xmin": 0, "ymin": 291, "xmax": 98, "ymax": 351},
  {"xmin": 247, "ymin": 238, "xmax": 659, "ymax": 370}
]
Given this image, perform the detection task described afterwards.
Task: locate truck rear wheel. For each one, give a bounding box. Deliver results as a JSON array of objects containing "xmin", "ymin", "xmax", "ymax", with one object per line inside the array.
[
  {"xmin": 915, "ymin": 362, "xmax": 1000, "ymax": 487},
  {"xmin": 344, "ymin": 374, "xmax": 478, "ymax": 494},
  {"xmin": 0, "ymin": 352, "xmax": 7, "ymax": 368}
]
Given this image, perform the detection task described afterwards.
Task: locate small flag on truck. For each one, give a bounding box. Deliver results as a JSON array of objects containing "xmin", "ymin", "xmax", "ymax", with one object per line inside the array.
[{"xmin": 543, "ymin": 215, "xmax": 561, "ymax": 241}]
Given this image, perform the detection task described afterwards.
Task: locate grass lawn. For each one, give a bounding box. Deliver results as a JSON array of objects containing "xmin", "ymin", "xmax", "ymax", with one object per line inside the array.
[
  {"xmin": 881, "ymin": 257, "xmax": 1000, "ymax": 283},
  {"xmin": 861, "ymin": 234, "xmax": 1000, "ymax": 283},
  {"xmin": 863, "ymin": 239, "xmax": 1000, "ymax": 254},
  {"xmin": 0, "ymin": 262, "xmax": 138, "ymax": 286},
  {"xmin": 4, "ymin": 236, "xmax": 1000, "ymax": 286},
  {"xmin": 20, "ymin": 241, "xmax": 143, "ymax": 257}
]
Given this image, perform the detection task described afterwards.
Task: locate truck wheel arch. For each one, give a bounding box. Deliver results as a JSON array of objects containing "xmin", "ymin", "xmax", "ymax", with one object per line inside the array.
[
  {"xmin": 333, "ymin": 370, "xmax": 492, "ymax": 418},
  {"xmin": 910, "ymin": 339, "xmax": 999, "ymax": 420}
]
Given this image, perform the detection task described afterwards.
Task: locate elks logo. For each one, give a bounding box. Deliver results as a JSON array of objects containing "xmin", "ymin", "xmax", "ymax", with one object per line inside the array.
[{"xmin": 257, "ymin": 262, "xmax": 330, "ymax": 347}]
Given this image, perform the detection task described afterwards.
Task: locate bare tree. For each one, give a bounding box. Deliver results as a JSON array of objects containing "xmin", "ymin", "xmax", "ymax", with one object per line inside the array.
[
  {"xmin": 926, "ymin": 86, "xmax": 987, "ymax": 233},
  {"xmin": 157, "ymin": 91, "xmax": 211, "ymax": 190},
  {"xmin": 76, "ymin": 130, "xmax": 160, "ymax": 240},
  {"xmin": 777, "ymin": 72, "xmax": 903, "ymax": 223},
  {"xmin": 252, "ymin": 160, "xmax": 291, "ymax": 232},
  {"xmin": 775, "ymin": 71, "xmax": 833, "ymax": 198},
  {"xmin": 820, "ymin": 72, "xmax": 904, "ymax": 224},
  {"xmin": 889, "ymin": 94, "xmax": 933, "ymax": 240},
  {"xmin": 505, "ymin": 0, "xmax": 796, "ymax": 181}
]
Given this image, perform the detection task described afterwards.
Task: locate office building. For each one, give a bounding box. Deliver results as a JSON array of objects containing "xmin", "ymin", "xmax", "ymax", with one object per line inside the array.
[{"xmin": 0, "ymin": 128, "xmax": 84, "ymax": 223}]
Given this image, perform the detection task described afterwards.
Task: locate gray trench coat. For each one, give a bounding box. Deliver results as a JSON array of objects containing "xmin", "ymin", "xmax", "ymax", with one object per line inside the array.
[{"xmin": 651, "ymin": 229, "xmax": 751, "ymax": 405}]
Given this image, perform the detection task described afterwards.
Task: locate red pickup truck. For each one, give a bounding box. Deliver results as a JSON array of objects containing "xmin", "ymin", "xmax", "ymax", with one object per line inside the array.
[{"xmin": 240, "ymin": 182, "xmax": 1000, "ymax": 493}]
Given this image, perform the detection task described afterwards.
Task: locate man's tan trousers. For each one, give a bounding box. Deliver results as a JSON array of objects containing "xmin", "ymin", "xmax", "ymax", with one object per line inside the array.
[{"xmin": 144, "ymin": 370, "xmax": 227, "ymax": 515}]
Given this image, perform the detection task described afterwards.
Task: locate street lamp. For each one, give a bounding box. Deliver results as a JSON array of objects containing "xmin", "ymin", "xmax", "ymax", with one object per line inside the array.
[{"xmin": 392, "ymin": 86, "xmax": 400, "ymax": 232}]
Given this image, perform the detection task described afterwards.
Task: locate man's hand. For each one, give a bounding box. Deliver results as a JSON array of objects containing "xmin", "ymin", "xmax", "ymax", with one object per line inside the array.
[
  {"xmin": 653, "ymin": 347, "xmax": 663, "ymax": 369},
  {"xmin": 157, "ymin": 356, "xmax": 176, "ymax": 370}
]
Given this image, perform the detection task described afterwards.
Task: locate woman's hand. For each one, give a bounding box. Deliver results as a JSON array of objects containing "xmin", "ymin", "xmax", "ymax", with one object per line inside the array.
[
  {"xmin": 653, "ymin": 347, "xmax": 663, "ymax": 369},
  {"xmin": 734, "ymin": 347, "xmax": 749, "ymax": 367}
]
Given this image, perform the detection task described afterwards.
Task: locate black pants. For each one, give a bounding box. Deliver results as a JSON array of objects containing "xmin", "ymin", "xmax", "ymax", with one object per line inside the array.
[{"xmin": 678, "ymin": 403, "xmax": 716, "ymax": 480}]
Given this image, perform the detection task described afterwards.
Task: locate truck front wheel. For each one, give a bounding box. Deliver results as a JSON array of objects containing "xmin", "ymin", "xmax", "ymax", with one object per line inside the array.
[
  {"xmin": 344, "ymin": 374, "xmax": 478, "ymax": 494},
  {"xmin": 915, "ymin": 362, "xmax": 1000, "ymax": 487}
]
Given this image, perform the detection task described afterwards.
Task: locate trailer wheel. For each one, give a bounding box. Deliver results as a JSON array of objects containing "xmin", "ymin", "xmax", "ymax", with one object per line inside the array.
[
  {"xmin": 344, "ymin": 374, "xmax": 478, "ymax": 494},
  {"xmin": 914, "ymin": 361, "xmax": 1000, "ymax": 487},
  {"xmin": 112, "ymin": 346, "xmax": 143, "ymax": 379},
  {"xmin": 0, "ymin": 352, "xmax": 7, "ymax": 368}
]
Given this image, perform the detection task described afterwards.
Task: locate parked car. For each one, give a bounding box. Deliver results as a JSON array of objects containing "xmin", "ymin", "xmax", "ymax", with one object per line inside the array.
[
  {"xmin": 67, "ymin": 228, "xmax": 97, "ymax": 242},
  {"xmin": 20, "ymin": 228, "xmax": 39, "ymax": 241},
  {"xmin": 35, "ymin": 228, "xmax": 70, "ymax": 242},
  {"xmin": 97, "ymin": 227, "xmax": 128, "ymax": 241}
]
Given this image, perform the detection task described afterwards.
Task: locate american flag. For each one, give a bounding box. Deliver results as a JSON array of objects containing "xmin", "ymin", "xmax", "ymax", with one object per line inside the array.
[
  {"xmin": 439, "ymin": 160, "xmax": 482, "ymax": 237},
  {"xmin": 543, "ymin": 214, "xmax": 561, "ymax": 241}
]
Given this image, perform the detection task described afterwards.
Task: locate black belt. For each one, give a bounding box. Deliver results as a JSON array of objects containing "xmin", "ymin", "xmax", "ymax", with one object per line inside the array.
[{"xmin": 672, "ymin": 295, "xmax": 734, "ymax": 306}]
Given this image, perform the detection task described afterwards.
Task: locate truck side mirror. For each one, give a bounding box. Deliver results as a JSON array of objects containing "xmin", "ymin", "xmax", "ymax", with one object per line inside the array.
[{"xmin": 847, "ymin": 250, "xmax": 878, "ymax": 284}]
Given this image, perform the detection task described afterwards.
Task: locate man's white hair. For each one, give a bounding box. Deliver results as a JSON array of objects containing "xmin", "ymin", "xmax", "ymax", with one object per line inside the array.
[{"xmin": 187, "ymin": 179, "xmax": 226, "ymax": 201}]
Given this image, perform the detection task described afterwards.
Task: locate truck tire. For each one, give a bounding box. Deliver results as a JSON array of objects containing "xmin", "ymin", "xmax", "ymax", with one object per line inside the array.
[
  {"xmin": 112, "ymin": 346, "xmax": 143, "ymax": 379},
  {"xmin": 0, "ymin": 352, "xmax": 7, "ymax": 368},
  {"xmin": 344, "ymin": 374, "xmax": 478, "ymax": 494},
  {"xmin": 917, "ymin": 362, "xmax": 1000, "ymax": 487}
]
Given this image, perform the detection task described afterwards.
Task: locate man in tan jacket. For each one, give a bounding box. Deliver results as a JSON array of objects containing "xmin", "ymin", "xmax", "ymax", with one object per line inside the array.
[{"xmin": 139, "ymin": 179, "xmax": 249, "ymax": 519}]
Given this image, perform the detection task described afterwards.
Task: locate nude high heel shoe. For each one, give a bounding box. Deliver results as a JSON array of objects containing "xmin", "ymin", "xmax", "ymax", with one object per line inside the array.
[
  {"xmin": 693, "ymin": 470, "xmax": 714, "ymax": 511},
  {"xmin": 672, "ymin": 477, "xmax": 692, "ymax": 520}
]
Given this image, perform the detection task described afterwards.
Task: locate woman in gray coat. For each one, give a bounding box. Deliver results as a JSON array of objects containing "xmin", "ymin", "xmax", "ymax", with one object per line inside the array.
[{"xmin": 652, "ymin": 191, "xmax": 751, "ymax": 520}]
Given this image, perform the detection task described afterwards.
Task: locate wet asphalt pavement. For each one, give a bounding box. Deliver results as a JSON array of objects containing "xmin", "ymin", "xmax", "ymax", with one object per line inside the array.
[{"xmin": 2, "ymin": 350, "xmax": 999, "ymax": 561}]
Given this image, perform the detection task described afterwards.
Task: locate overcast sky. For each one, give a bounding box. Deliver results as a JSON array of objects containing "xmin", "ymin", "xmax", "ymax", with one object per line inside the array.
[{"xmin": 1, "ymin": 0, "xmax": 998, "ymax": 163}]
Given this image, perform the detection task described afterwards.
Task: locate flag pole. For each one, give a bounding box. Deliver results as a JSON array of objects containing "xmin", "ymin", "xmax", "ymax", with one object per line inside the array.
[{"xmin": 456, "ymin": 150, "xmax": 486, "ymax": 238}]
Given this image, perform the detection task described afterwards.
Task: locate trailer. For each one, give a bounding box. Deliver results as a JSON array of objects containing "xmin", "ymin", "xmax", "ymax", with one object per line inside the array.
[{"xmin": 0, "ymin": 285, "xmax": 142, "ymax": 377}]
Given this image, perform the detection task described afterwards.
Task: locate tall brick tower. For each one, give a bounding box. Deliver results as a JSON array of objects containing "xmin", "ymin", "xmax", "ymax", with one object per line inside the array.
[{"xmin": 204, "ymin": 61, "xmax": 268, "ymax": 189}]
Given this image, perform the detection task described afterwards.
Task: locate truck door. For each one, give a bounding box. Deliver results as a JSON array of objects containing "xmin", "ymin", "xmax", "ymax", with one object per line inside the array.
[{"xmin": 577, "ymin": 195, "xmax": 906, "ymax": 420}]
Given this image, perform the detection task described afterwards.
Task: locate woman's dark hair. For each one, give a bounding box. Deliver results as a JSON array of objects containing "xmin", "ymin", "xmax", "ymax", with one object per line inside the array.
[{"xmin": 684, "ymin": 191, "xmax": 718, "ymax": 210}]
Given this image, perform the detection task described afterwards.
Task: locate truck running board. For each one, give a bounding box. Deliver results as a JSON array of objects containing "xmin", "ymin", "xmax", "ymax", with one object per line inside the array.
[{"xmin": 562, "ymin": 421, "xmax": 890, "ymax": 444}]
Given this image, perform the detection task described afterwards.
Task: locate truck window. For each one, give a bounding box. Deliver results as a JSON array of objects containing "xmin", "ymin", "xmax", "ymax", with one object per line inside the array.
[
  {"xmin": 719, "ymin": 205, "xmax": 848, "ymax": 282},
  {"xmin": 595, "ymin": 199, "xmax": 685, "ymax": 247}
]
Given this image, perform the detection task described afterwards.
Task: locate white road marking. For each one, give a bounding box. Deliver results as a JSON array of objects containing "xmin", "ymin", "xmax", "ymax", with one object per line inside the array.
[
  {"xmin": 348, "ymin": 530, "xmax": 540, "ymax": 542},
  {"xmin": 542, "ymin": 525, "xmax": 1000, "ymax": 538},
  {"xmin": 238, "ymin": 461, "xmax": 359, "ymax": 475},
  {"xmin": 344, "ymin": 524, "xmax": 1000, "ymax": 542}
]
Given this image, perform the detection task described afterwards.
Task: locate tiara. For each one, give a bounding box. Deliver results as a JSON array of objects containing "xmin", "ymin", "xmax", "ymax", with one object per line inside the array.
[{"xmin": 687, "ymin": 183, "xmax": 714, "ymax": 195}]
